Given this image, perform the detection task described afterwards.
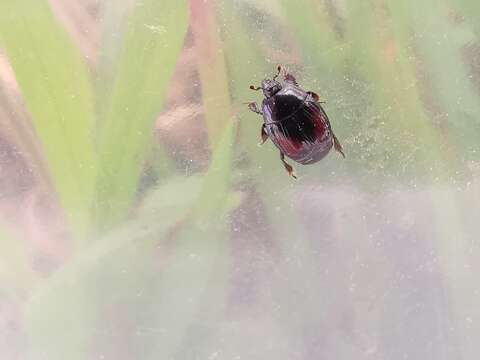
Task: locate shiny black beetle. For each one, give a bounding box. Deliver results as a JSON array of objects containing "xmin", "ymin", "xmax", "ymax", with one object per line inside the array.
[{"xmin": 247, "ymin": 66, "xmax": 344, "ymax": 178}]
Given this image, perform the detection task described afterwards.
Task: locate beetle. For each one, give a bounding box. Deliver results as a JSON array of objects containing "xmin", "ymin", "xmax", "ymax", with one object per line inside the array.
[{"xmin": 246, "ymin": 66, "xmax": 345, "ymax": 178}]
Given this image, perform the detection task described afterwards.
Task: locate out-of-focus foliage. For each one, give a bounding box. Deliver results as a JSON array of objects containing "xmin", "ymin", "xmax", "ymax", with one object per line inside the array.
[
  {"xmin": 95, "ymin": 0, "xmax": 190, "ymax": 231},
  {"xmin": 0, "ymin": 0, "xmax": 98, "ymax": 238},
  {"xmin": 0, "ymin": 0, "xmax": 480, "ymax": 359}
]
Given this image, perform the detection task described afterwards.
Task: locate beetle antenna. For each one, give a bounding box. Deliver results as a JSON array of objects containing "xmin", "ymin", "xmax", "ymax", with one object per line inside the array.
[
  {"xmin": 273, "ymin": 65, "xmax": 281, "ymax": 81},
  {"xmin": 250, "ymin": 85, "xmax": 262, "ymax": 91}
]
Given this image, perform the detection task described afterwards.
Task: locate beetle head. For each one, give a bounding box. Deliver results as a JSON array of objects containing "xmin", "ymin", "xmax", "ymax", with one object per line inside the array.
[
  {"xmin": 261, "ymin": 79, "xmax": 282, "ymax": 98},
  {"xmin": 249, "ymin": 66, "xmax": 283, "ymax": 98}
]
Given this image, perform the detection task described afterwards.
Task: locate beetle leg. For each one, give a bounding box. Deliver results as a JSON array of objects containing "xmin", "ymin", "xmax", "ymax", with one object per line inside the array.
[
  {"xmin": 246, "ymin": 102, "xmax": 263, "ymax": 115},
  {"xmin": 284, "ymin": 73, "xmax": 298, "ymax": 85},
  {"xmin": 306, "ymin": 91, "xmax": 320, "ymax": 102},
  {"xmin": 273, "ymin": 65, "xmax": 281, "ymax": 81},
  {"xmin": 259, "ymin": 124, "xmax": 269, "ymax": 145},
  {"xmin": 306, "ymin": 91, "xmax": 327, "ymax": 104},
  {"xmin": 283, "ymin": 67, "xmax": 299, "ymax": 85},
  {"xmin": 332, "ymin": 133, "xmax": 345, "ymax": 158},
  {"xmin": 280, "ymin": 152, "xmax": 297, "ymax": 179}
]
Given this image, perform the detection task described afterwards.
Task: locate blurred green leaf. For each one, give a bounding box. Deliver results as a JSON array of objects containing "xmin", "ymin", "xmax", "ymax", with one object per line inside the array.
[
  {"xmin": 344, "ymin": 0, "xmax": 448, "ymax": 182},
  {"xmin": 143, "ymin": 121, "xmax": 236, "ymax": 359},
  {"xmin": 0, "ymin": 0, "xmax": 97, "ymax": 237},
  {"xmin": 191, "ymin": 0, "xmax": 233, "ymax": 148},
  {"xmin": 25, "ymin": 122, "xmax": 237, "ymax": 359},
  {"xmin": 395, "ymin": 0, "xmax": 480, "ymax": 160},
  {"xmin": 24, "ymin": 176, "xmax": 200, "ymax": 360},
  {"xmin": 193, "ymin": 122, "xmax": 237, "ymax": 217},
  {"xmin": 95, "ymin": 0, "xmax": 189, "ymax": 231},
  {"xmin": 95, "ymin": 0, "xmax": 135, "ymax": 119},
  {"xmin": 279, "ymin": 0, "xmax": 345, "ymax": 73}
]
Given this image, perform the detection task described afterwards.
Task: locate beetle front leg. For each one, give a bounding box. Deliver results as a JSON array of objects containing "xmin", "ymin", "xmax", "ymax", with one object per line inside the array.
[
  {"xmin": 284, "ymin": 70, "xmax": 298, "ymax": 85},
  {"xmin": 246, "ymin": 102, "xmax": 263, "ymax": 115},
  {"xmin": 280, "ymin": 152, "xmax": 297, "ymax": 179}
]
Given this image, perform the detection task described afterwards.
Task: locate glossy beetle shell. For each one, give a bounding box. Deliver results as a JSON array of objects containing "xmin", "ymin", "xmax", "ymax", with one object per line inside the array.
[{"xmin": 261, "ymin": 84, "xmax": 333, "ymax": 165}]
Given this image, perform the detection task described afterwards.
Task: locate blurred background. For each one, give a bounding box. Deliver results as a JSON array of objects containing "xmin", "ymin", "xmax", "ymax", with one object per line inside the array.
[{"xmin": 1, "ymin": 0, "xmax": 480, "ymax": 359}]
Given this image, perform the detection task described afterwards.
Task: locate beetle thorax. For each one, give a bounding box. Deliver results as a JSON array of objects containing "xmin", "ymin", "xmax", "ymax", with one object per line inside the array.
[{"xmin": 261, "ymin": 79, "xmax": 282, "ymax": 98}]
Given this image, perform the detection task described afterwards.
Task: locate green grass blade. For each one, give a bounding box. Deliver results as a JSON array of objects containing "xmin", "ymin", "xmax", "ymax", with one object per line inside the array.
[
  {"xmin": 145, "ymin": 121, "xmax": 236, "ymax": 359},
  {"xmin": 24, "ymin": 122, "xmax": 237, "ymax": 359},
  {"xmin": 191, "ymin": 0, "xmax": 231, "ymax": 147},
  {"xmin": 23, "ymin": 175, "xmax": 202, "ymax": 360},
  {"xmin": 396, "ymin": 0, "xmax": 480, "ymax": 159},
  {"xmin": 344, "ymin": 0, "xmax": 448, "ymax": 181},
  {"xmin": 95, "ymin": 0, "xmax": 189, "ymax": 231},
  {"xmin": 0, "ymin": 0, "xmax": 97, "ymax": 238},
  {"xmin": 278, "ymin": 0, "xmax": 345, "ymax": 73},
  {"xmin": 194, "ymin": 122, "xmax": 237, "ymax": 216},
  {"xmin": 95, "ymin": 0, "xmax": 135, "ymax": 120}
]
